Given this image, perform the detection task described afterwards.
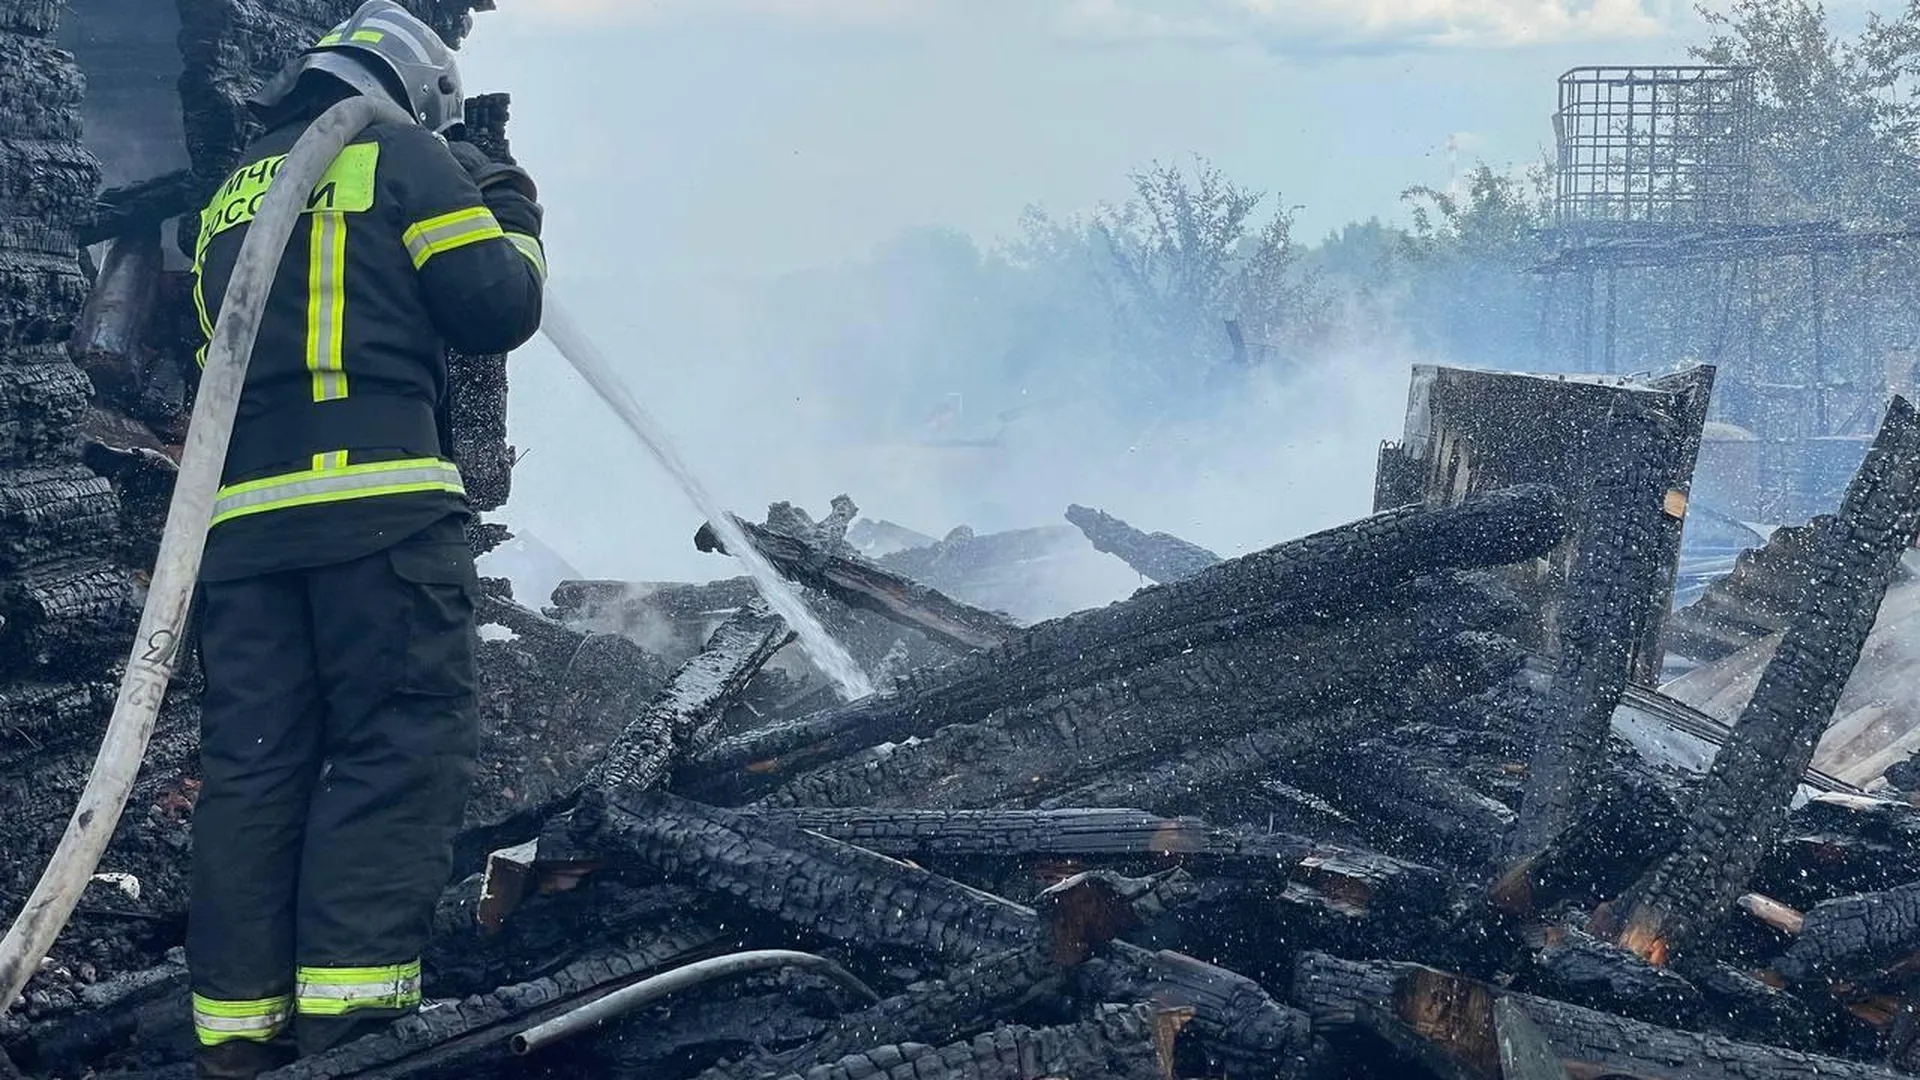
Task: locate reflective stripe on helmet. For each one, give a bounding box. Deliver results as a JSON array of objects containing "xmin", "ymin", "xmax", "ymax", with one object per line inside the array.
[
  {"xmin": 295, "ymin": 960, "xmax": 423, "ymax": 1017},
  {"xmin": 402, "ymin": 206, "xmax": 503, "ymax": 269},
  {"xmin": 192, "ymin": 993, "xmax": 292, "ymax": 1046},
  {"xmin": 212, "ymin": 458, "xmax": 464, "ymax": 527}
]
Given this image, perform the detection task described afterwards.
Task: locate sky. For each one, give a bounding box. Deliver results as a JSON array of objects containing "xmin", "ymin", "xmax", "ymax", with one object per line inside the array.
[{"xmin": 452, "ymin": 0, "xmax": 1894, "ymax": 599}]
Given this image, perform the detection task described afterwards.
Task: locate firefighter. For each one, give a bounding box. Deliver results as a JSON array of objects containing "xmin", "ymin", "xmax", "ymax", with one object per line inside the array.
[{"xmin": 183, "ymin": 3, "xmax": 545, "ymax": 1075}]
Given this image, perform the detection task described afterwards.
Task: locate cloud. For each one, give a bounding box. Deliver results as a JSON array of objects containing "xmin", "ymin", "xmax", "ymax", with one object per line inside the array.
[
  {"xmin": 534, "ymin": 0, "xmax": 914, "ymax": 27},
  {"xmin": 525, "ymin": 0, "xmax": 1671, "ymax": 49},
  {"xmin": 1053, "ymin": 0, "xmax": 1672, "ymax": 52}
]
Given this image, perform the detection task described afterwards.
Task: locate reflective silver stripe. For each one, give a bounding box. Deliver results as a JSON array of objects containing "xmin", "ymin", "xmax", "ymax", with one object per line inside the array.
[
  {"xmin": 298, "ymin": 972, "xmax": 421, "ymax": 1002},
  {"xmin": 362, "ymin": 12, "xmax": 433, "ymax": 61},
  {"xmin": 212, "ymin": 461, "xmax": 464, "ymax": 525},
  {"xmin": 506, "ymin": 232, "xmax": 547, "ymax": 282},
  {"xmin": 195, "ymin": 1010, "xmax": 287, "ymax": 1033},
  {"xmin": 403, "ymin": 209, "xmax": 502, "ymax": 268},
  {"xmin": 309, "ymin": 211, "xmax": 348, "ymax": 401}
]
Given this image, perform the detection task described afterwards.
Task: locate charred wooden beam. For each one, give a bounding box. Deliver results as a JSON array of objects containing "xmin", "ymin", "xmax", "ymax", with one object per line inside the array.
[
  {"xmin": 0, "ymin": 464, "xmax": 120, "ymax": 574},
  {"xmin": 695, "ymin": 514, "xmax": 1018, "ymax": 651},
  {"xmin": 1080, "ymin": 950, "xmax": 1314, "ymax": 1079},
  {"xmin": 752, "ymin": 578, "xmax": 1520, "ymax": 812},
  {"xmin": 475, "ymin": 589, "xmax": 589, "ymax": 673},
  {"xmin": 1372, "ymin": 364, "xmax": 1713, "ymax": 682},
  {"xmin": 1757, "ymin": 792, "xmax": 1920, "ymax": 904},
  {"xmin": 2, "ymin": 958, "xmax": 186, "ymax": 1076},
  {"xmin": 569, "ymin": 789, "xmax": 1310, "ymax": 1074},
  {"xmin": 741, "ymin": 1005, "xmax": 1169, "ymax": 1080},
  {"xmin": 1599, "ymin": 398, "xmax": 1920, "ymax": 964},
  {"xmin": 691, "ymin": 487, "xmax": 1562, "ymax": 786},
  {"xmin": 747, "ymin": 807, "xmax": 1446, "ymax": 918},
  {"xmin": 1037, "ymin": 718, "xmax": 1343, "ymax": 819},
  {"xmin": 1296, "ymin": 951, "xmax": 1912, "ymax": 1080},
  {"xmin": 1505, "ymin": 401, "xmax": 1686, "ymax": 863},
  {"xmin": 688, "ymin": 486, "xmax": 1563, "ymax": 791},
  {"xmin": 1773, "ymin": 879, "xmax": 1920, "ymax": 987},
  {"xmin": 550, "ymin": 576, "xmax": 761, "ymax": 625},
  {"xmin": 569, "ymin": 789, "xmax": 1036, "ymax": 961},
  {"xmin": 707, "ymin": 871, "xmax": 1188, "ymax": 1080},
  {"xmin": 1063, "ymin": 503, "xmax": 1220, "ymax": 583},
  {"xmin": 582, "ymin": 599, "xmax": 791, "ymax": 796},
  {"xmin": 1530, "ymin": 926, "xmax": 1703, "ymax": 1028},
  {"xmin": 1664, "ymin": 519, "xmax": 1827, "ymax": 665},
  {"xmin": 76, "ymin": 170, "xmax": 198, "ymax": 247},
  {"xmin": 1492, "ymin": 759, "xmax": 1684, "ymax": 917}
]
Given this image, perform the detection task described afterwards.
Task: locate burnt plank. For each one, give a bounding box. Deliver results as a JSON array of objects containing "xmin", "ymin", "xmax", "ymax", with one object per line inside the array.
[{"xmin": 1599, "ymin": 398, "xmax": 1920, "ymax": 963}]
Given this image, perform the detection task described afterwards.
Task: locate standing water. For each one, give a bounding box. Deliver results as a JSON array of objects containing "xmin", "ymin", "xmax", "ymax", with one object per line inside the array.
[{"xmin": 538, "ymin": 298, "xmax": 876, "ymax": 701}]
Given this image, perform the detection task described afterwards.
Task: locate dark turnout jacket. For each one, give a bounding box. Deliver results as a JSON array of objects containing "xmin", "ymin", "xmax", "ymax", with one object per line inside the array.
[{"xmin": 191, "ymin": 109, "xmax": 545, "ymax": 582}]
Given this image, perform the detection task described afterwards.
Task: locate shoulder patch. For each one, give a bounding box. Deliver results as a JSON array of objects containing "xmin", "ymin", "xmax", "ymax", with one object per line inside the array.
[{"xmin": 195, "ymin": 142, "xmax": 382, "ymax": 264}]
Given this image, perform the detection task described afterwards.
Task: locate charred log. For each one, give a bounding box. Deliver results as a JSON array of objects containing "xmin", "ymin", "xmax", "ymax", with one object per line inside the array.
[
  {"xmin": 1505, "ymin": 401, "xmax": 1686, "ymax": 863},
  {"xmin": 583, "ymin": 599, "xmax": 791, "ymax": 796},
  {"xmin": 752, "ymin": 577, "xmax": 1522, "ymax": 811},
  {"xmin": 745, "ymin": 806, "xmax": 1446, "ymax": 920},
  {"xmin": 1664, "ymin": 519, "xmax": 1827, "ymax": 665},
  {"xmin": 735, "ymin": 1006, "xmax": 1169, "ymax": 1080},
  {"xmin": 0, "ymin": 352, "xmax": 89, "ymax": 465},
  {"xmin": 474, "ymin": 589, "xmax": 591, "ymax": 675},
  {"xmin": 175, "ymin": 0, "xmax": 484, "ymax": 187},
  {"xmin": 688, "ymin": 486, "xmax": 1563, "ymax": 793},
  {"xmin": 0, "ymin": 554, "xmax": 133, "ymax": 674},
  {"xmin": 1296, "ymin": 951, "xmax": 1910, "ymax": 1080},
  {"xmin": 1773, "ymin": 879, "xmax": 1920, "ymax": 987},
  {"xmin": 1079, "ymin": 950, "xmax": 1314, "ymax": 1079},
  {"xmin": 696, "ymin": 513, "xmax": 1018, "ymax": 652},
  {"xmin": 0, "ymin": 464, "xmax": 120, "ymax": 572},
  {"xmin": 1529, "ymin": 926, "xmax": 1703, "ymax": 1028},
  {"xmin": 569, "ymin": 789, "xmax": 1036, "ymax": 962},
  {"xmin": 1599, "ymin": 398, "xmax": 1920, "ymax": 963},
  {"xmin": 76, "ymin": 170, "xmax": 197, "ymax": 248},
  {"xmin": 1063, "ymin": 503, "xmax": 1221, "ymax": 583},
  {"xmin": 707, "ymin": 871, "xmax": 1185, "ymax": 1080}
]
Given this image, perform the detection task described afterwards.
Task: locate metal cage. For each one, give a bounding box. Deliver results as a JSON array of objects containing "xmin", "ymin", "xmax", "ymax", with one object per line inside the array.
[{"xmin": 1553, "ymin": 65, "xmax": 1756, "ymax": 229}]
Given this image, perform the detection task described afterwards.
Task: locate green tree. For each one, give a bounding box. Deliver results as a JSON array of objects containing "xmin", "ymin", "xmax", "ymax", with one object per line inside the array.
[
  {"xmin": 1693, "ymin": 0, "xmax": 1920, "ymax": 222},
  {"xmin": 1008, "ymin": 156, "xmax": 1327, "ymax": 408}
]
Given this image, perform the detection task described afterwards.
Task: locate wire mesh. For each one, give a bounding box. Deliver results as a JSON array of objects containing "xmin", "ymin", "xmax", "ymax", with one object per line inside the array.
[{"xmin": 1554, "ymin": 66, "xmax": 1756, "ymax": 228}]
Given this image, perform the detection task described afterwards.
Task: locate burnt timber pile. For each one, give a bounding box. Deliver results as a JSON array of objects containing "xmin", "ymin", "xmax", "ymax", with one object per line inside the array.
[{"xmin": 4, "ymin": 6, "xmax": 1920, "ymax": 1080}]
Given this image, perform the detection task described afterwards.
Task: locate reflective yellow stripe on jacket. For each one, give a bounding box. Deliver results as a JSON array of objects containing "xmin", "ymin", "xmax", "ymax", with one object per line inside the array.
[
  {"xmin": 307, "ymin": 211, "xmax": 350, "ymax": 400},
  {"xmin": 211, "ymin": 458, "xmax": 464, "ymax": 528},
  {"xmin": 403, "ymin": 206, "xmax": 503, "ymax": 268},
  {"xmin": 192, "ymin": 993, "xmax": 291, "ymax": 1046},
  {"xmin": 295, "ymin": 960, "xmax": 422, "ymax": 1017},
  {"xmin": 505, "ymin": 232, "xmax": 547, "ymax": 282}
]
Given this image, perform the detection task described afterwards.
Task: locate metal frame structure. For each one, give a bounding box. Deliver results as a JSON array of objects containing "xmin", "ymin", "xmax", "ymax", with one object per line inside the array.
[
  {"xmin": 1554, "ymin": 66, "xmax": 1756, "ymax": 230},
  {"xmin": 1532, "ymin": 64, "xmax": 1918, "ymax": 520}
]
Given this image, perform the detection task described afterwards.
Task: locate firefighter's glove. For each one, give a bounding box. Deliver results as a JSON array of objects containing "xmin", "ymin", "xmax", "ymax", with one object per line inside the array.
[{"xmin": 447, "ymin": 139, "xmax": 539, "ymax": 202}]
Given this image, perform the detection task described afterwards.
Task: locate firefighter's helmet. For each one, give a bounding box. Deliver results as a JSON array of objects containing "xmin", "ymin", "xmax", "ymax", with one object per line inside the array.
[{"xmin": 249, "ymin": 0, "xmax": 463, "ymax": 135}]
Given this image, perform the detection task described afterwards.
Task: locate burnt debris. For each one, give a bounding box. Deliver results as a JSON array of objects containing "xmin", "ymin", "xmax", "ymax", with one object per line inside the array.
[{"xmin": 5, "ymin": 5, "xmax": 1920, "ymax": 1080}]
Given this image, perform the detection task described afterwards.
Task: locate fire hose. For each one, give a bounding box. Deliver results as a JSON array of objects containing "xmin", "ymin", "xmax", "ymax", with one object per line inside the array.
[
  {"xmin": 508, "ymin": 949, "xmax": 881, "ymax": 1057},
  {"xmin": 0, "ymin": 94, "xmax": 414, "ymax": 1009}
]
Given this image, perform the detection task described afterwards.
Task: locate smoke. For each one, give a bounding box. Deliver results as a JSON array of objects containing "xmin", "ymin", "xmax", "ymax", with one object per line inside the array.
[
  {"xmin": 454, "ymin": 8, "xmax": 1556, "ymax": 611},
  {"xmin": 490, "ymin": 242, "xmax": 1429, "ymax": 612}
]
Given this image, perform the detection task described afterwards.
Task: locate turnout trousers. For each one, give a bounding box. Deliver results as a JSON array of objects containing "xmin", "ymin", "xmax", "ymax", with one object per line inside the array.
[{"xmin": 186, "ymin": 516, "xmax": 480, "ymax": 1061}]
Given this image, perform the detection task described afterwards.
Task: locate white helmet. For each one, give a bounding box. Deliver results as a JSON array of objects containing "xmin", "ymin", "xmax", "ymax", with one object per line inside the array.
[{"xmin": 249, "ymin": 0, "xmax": 464, "ymax": 134}]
